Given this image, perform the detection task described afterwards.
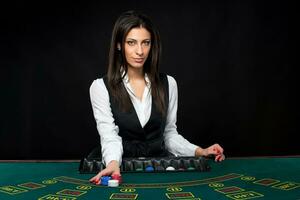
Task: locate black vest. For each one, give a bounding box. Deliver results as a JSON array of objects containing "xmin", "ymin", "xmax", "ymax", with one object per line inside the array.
[{"xmin": 103, "ymin": 74, "xmax": 169, "ymax": 157}]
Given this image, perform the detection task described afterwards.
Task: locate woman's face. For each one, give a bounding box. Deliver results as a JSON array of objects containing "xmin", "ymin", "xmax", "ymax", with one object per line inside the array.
[{"xmin": 123, "ymin": 27, "xmax": 151, "ymax": 70}]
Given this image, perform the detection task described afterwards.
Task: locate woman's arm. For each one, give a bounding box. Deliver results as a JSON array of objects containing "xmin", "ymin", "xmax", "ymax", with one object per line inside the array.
[
  {"xmin": 89, "ymin": 79, "xmax": 123, "ymax": 183},
  {"xmin": 163, "ymin": 75, "xmax": 199, "ymax": 156},
  {"xmin": 163, "ymin": 76, "xmax": 225, "ymax": 162}
]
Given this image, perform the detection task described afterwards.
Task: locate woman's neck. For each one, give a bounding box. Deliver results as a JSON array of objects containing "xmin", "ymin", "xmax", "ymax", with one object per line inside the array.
[{"xmin": 127, "ymin": 67, "xmax": 144, "ymax": 81}]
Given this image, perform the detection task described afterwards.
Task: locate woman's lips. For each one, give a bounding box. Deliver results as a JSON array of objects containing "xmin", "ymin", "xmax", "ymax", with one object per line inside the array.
[{"xmin": 133, "ymin": 58, "xmax": 144, "ymax": 63}]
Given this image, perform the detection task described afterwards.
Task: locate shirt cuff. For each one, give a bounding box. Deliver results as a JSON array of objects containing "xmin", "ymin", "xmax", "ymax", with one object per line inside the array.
[{"xmin": 184, "ymin": 143, "xmax": 199, "ymax": 157}]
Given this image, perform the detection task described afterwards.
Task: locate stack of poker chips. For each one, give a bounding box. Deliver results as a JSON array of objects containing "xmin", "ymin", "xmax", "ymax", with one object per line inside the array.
[{"xmin": 101, "ymin": 174, "xmax": 122, "ymax": 187}]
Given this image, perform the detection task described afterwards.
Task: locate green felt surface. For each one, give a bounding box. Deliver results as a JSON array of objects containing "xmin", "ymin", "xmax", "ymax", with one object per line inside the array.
[{"xmin": 0, "ymin": 157, "xmax": 299, "ymax": 200}]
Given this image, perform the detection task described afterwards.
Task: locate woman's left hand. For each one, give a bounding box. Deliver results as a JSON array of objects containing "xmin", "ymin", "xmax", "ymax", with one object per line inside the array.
[{"xmin": 195, "ymin": 144, "xmax": 225, "ymax": 162}]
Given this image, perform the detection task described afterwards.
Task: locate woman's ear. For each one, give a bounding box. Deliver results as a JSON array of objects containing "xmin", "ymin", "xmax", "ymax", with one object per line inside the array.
[{"xmin": 117, "ymin": 43, "xmax": 121, "ymax": 50}]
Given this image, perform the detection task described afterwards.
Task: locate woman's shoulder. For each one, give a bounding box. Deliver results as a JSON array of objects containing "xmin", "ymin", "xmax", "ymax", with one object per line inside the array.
[
  {"xmin": 165, "ymin": 74, "xmax": 177, "ymax": 87},
  {"xmin": 159, "ymin": 73, "xmax": 176, "ymax": 83},
  {"xmin": 89, "ymin": 77, "xmax": 107, "ymax": 94}
]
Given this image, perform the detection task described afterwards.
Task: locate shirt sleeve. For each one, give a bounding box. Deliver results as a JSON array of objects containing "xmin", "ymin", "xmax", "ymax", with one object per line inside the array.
[
  {"xmin": 89, "ymin": 79, "xmax": 123, "ymax": 166},
  {"xmin": 164, "ymin": 75, "xmax": 199, "ymax": 156}
]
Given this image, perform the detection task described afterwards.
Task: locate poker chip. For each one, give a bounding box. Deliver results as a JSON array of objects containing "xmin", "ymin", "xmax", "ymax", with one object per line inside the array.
[
  {"xmin": 111, "ymin": 174, "xmax": 122, "ymax": 184},
  {"xmin": 166, "ymin": 166, "xmax": 175, "ymax": 171},
  {"xmin": 135, "ymin": 168, "xmax": 143, "ymax": 172},
  {"xmin": 155, "ymin": 166, "xmax": 165, "ymax": 171},
  {"xmin": 108, "ymin": 179, "xmax": 119, "ymax": 187},
  {"xmin": 145, "ymin": 166, "xmax": 154, "ymax": 172},
  {"xmin": 101, "ymin": 176, "xmax": 111, "ymax": 186},
  {"xmin": 111, "ymin": 174, "xmax": 120, "ymax": 179},
  {"xmin": 187, "ymin": 167, "xmax": 195, "ymax": 171}
]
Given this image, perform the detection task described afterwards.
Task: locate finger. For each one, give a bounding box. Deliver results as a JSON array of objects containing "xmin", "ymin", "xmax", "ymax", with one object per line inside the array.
[
  {"xmin": 90, "ymin": 178, "xmax": 99, "ymax": 184},
  {"xmin": 100, "ymin": 168, "xmax": 113, "ymax": 177},
  {"xmin": 215, "ymin": 154, "xmax": 221, "ymax": 162},
  {"xmin": 93, "ymin": 166, "xmax": 116, "ymax": 185},
  {"xmin": 89, "ymin": 171, "xmax": 104, "ymax": 184},
  {"xmin": 95, "ymin": 179, "xmax": 101, "ymax": 185},
  {"xmin": 221, "ymin": 154, "xmax": 226, "ymax": 161},
  {"xmin": 89, "ymin": 176, "xmax": 97, "ymax": 182},
  {"xmin": 90, "ymin": 176, "xmax": 100, "ymax": 184},
  {"xmin": 216, "ymin": 154, "xmax": 225, "ymax": 162}
]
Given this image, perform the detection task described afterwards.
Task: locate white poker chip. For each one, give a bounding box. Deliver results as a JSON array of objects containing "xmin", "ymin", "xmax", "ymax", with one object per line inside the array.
[
  {"xmin": 166, "ymin": 166, "xmax": 175, "ymax": 171},
  {"xmin": 108, "ymin": 179, "xmax": 119, "ymax": 187}
]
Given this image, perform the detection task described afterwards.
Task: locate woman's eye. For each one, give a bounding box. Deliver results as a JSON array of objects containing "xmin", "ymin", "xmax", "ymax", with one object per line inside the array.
[
  {"xmin": 127, "ymin": 41, "xmax": 135, "ymax": 46},
  {"xmin": 143, "ymin": 41, "xmax": 151, "ymax": 46}
]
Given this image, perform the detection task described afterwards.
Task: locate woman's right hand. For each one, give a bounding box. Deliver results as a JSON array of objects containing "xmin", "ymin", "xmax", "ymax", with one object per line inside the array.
[{"xmin": 89, "ymin": 160, "xmax": 120, "ymax": 185}]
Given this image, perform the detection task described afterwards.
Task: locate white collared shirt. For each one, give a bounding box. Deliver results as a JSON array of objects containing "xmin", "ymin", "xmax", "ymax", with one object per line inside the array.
[{"xmin": 89, "ymin": 74, "xmax": 199, "ymax": 165}]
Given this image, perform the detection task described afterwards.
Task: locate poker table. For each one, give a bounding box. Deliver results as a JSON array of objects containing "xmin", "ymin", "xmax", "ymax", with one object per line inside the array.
[{"xmin": 0, "ymin": 156, "xmax": 299, "ymax": 200}]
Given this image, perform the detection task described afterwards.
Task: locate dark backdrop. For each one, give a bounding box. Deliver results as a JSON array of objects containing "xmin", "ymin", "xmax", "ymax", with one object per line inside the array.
[{"xmin": 1, "ymin": 1, "xmax": 296, "ymax": 159}]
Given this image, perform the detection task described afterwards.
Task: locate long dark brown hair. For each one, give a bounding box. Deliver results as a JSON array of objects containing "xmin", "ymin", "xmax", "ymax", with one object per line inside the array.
[{"xmin": 107, "ymin": 10, "xmax": 166, "ymax": 115}]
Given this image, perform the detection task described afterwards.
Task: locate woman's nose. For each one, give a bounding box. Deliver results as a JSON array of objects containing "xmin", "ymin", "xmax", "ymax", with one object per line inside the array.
[{"xmin": 135, "ymin": 45, "xmax": 143, "ymax": 56}]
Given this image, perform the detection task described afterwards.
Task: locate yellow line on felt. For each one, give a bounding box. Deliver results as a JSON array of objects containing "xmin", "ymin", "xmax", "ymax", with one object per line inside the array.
[{"xmin": 53, "ymin": 173, "xmax": 243, "ymax": 189}]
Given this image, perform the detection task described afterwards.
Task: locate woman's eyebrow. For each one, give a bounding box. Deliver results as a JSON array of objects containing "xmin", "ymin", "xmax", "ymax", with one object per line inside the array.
[
  {"xmin": 126, "ymin": 38, "xmax": 136, "ymax": 41},
  {"xmin": 126, "ymin": 38, "xmax": 151, "ymax": 41}
]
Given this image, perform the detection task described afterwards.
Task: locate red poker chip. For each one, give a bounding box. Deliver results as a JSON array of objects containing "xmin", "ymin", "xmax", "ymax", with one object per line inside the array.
[
  {"xmin": 111, "ymin": 174, "xmax": 120, "ymax": 178},
  {"xmin": 111, "ymin": 174, "xmax": 122, "ymax": 184}
]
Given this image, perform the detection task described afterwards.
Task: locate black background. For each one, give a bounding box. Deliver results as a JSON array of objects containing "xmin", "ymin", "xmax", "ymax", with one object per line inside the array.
[{"xmin": 1, "ymin": 1, "xmax": 296, "ymax": 159}]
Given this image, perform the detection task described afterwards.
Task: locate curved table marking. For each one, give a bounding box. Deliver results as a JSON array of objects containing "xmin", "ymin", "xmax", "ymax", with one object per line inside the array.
[{"xmin": 54, "ymin": 173, "xmax": 242, "ymax": 189}]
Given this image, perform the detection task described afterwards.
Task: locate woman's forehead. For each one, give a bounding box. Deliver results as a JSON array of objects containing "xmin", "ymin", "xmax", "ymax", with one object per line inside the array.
[{"xmin": 125, "ymin": 27, "xmax": 151, "ymax": 40}]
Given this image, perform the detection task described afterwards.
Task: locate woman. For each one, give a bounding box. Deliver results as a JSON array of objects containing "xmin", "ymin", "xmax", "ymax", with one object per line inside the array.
[{"xmin": 89, "ymin": 10, "xmax": 225, "ymax": 185}]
